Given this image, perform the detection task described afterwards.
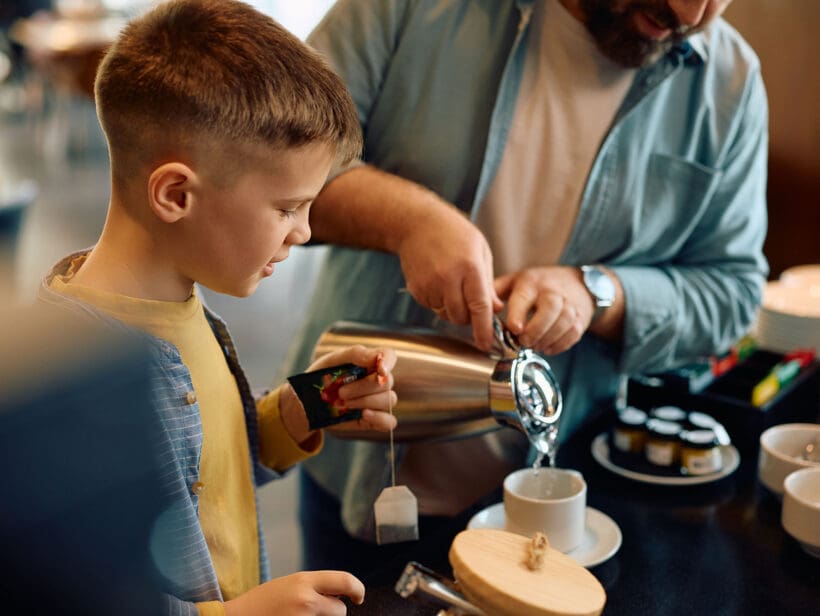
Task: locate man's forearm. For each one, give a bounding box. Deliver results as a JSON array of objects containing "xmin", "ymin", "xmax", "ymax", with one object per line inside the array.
[{"xmin": 309, "ymin": 164, "xmax": 463, "ymax": 253}]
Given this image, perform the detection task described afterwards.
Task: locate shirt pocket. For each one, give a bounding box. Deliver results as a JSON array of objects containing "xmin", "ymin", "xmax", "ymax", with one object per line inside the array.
[{"xmin": 632, "ymin": 152, "xmax": 723, "ymax": 259}]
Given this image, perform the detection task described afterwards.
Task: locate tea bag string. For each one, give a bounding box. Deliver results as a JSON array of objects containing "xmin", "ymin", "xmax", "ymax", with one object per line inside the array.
[{"xmin": 388, "ymin": 387, "xmax": 396, "ymax": 487}]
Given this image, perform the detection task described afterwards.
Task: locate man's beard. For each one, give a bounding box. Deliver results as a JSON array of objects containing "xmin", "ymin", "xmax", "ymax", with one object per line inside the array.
[{"xmin": 579, "ymin": 0, "xmax": 694, "ymax": 68}]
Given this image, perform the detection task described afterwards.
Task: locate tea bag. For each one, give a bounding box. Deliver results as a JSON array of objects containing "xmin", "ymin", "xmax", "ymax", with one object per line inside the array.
[{"xmin": 374, "ymin": 374, "xmax": 419, "ymax": 544}]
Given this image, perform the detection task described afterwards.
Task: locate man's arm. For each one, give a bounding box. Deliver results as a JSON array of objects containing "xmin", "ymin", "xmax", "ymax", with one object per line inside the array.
[{"xmin": 310, "ymin": 164, "xmax": 502, "ymax": 350}]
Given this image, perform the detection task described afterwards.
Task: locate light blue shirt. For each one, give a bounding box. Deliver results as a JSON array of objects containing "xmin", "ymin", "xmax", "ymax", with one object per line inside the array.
[{"xmin": 292, "ymin": 0, "xmax": 768, "ymax": 538}]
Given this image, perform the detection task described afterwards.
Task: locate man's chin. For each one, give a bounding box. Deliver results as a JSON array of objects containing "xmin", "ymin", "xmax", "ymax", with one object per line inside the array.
[{"xmin": 598, "ymin": 38, "xmax": 669, "ymax": 69}]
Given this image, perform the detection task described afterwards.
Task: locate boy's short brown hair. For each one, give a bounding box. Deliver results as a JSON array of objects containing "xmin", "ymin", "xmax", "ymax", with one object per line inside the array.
[{"xmin": 95, "ymin": 0, "xmax": 361, "ymax": 185}]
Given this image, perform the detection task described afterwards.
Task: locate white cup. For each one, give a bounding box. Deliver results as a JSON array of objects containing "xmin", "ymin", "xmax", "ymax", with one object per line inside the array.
[{"xmin": 503, "ymin": 467, "xmax": 587, "ymax": 553}]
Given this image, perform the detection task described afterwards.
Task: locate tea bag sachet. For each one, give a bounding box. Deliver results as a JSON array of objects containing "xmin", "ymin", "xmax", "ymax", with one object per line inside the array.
[
  {"xmin": 287, "ymin": 364, "xmax": 367, "ymax": 430},
  {"xmin": 374, "ymin": 354, "xmax": 419, "ymax": 544}
]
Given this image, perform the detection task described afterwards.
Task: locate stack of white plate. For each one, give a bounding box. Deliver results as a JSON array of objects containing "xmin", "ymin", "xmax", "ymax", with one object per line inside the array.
[
  {"xmin": 780, "ymin": 264, "xmax": 820, "ymax": 291},
  {"xmin": 753, "ymin": 265, "xmax": 820, "ymax": 354}
]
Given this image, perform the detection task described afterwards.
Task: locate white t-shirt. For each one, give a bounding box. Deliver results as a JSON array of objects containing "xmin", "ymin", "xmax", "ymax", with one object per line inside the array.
[
  {"xmin": 475, "ymin": 0, "xmax": 636, "ymax": 272},
  {"xmin": 399, "ymin": 0, "xmax": 635, "ymax": 516}
]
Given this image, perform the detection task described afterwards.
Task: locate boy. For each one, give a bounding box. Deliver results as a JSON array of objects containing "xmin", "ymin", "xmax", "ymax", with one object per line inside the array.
[{"xmin": 38, "ymin": 1, "xmax": 397, "ymax": 614}]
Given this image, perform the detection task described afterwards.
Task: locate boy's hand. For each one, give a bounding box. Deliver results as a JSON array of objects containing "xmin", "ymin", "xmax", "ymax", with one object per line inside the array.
[
  {"xmin": 280, "ymin": 346, "xmax": 397, "ymax": 445},
  {"xmin": 223, "ymin": 570, "xmax": 364, "ymax": 615},
  {"xmin": 310, "ymin": 346, "xmax": 398, "ymax": 435}
]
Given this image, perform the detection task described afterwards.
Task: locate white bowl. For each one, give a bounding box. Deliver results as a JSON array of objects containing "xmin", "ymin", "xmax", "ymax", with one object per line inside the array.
[
  {"xmin": 782, "ymin": 467, "xmax": 820, "ymax": 558},
  {"xmin": 758, "ymin": 423, "xmax": 820, "ymax": 495}
]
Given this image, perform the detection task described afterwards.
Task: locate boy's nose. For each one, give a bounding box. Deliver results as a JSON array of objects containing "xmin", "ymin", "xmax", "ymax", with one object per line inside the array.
[
  {"xmin": 289, "ymin": 216, "xmax": 311, "ymax": 246},
  {"xmin": 667, "ymin": 0, "xmax": 710, "ymax": 27}
]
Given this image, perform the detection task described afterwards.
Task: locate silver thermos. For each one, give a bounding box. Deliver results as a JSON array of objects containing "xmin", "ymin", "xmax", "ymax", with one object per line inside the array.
[{"xmin": 310, "ymin": 317, "xmax": 562, "ymax": 452}]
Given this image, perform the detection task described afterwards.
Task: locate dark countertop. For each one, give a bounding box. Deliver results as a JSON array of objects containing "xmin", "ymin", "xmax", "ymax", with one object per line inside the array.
[{"xmin": 349, "ymin": 413, "xmax": 820, "ymax": 615}]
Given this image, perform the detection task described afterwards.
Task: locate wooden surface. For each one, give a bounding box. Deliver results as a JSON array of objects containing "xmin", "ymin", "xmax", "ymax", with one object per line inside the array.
[{"xmin": 449, "ymin": 529, "xmax": 606, "ymax": 616}]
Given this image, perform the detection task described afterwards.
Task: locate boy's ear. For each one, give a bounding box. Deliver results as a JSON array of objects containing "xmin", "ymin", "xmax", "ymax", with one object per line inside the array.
[{"xmin": 147, "ymin": 162, "xmax": 200, "ymax": 223}]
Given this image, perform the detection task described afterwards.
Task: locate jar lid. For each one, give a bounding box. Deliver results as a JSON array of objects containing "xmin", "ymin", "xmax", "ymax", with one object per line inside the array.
[
  {"xmin": 650, "ymin": 405, "xmax": 687, "ymax": 423},
  {"xmin": 687, "ymin": 411, "xmax": 717, "ymax": 429},
  {"xmin": 681, "ymin": 428, "xmax": 719, "ymax": 449},
  {"xmin": 449, "ymin": 529, "xmax": 606, "ymax": 616},
  {"xmin": 616, "ymin": 407, "xmax": 647, "ymax": 427},
  {"xmin": 646, "ymin": 418, "xmax": 682, "ymax": 440}
]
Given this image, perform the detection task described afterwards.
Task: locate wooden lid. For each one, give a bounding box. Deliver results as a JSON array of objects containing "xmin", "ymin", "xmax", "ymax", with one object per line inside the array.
[{"xmin": 449, "ymin": 529, "xmax": 606, "ymax": 616}]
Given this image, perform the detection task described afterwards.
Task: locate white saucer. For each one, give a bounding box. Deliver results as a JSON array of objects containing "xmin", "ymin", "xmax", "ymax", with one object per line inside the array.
[
  {"xmin": 591, "ymin": 433, "xmax": 740, "ymax": 486},
  {"xmin": 466, "ymin": 503, "xmax": 622, "ymax": 568}
]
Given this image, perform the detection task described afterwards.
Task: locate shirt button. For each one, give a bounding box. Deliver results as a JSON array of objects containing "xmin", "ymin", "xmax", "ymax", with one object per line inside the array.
[
  {"xmin": 191, "ymin": 481, "xmax": 205, "ymax": 495},
  {"xmin": 185, "ymin": 391, "xmax": 197, "ymax": 405}
]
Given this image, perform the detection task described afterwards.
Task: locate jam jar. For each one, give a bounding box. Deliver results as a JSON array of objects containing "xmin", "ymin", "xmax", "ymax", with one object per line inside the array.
[
  {"xmin": 644, "ymin": 419, "xmax": 683, "ymax": 467},
  {"xmin": 612, "ymin": 407, "xmax": 648, "ymax": 455},
  {"xmin": 650, "ymin": 405, "xmax": 687, "ymax": 424},
  {"xmin": 680, "ymin": 429, "xmax": 722, "ymax": 475}
]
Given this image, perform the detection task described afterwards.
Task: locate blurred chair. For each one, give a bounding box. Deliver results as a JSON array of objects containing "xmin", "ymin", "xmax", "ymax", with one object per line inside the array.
[
  {"xmin": 0, "ymin": 179, "xmax": 37, "ymax": 297},
  {"xmin": 9, "ymin": 4, "xmax": 124, "ymax": 159}
]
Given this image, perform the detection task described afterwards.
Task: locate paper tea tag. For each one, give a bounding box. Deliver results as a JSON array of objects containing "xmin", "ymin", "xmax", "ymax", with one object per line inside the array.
[
  {"xmin": 374, "ymin": 485, "xmax": 419, "ymax": 545},
  {"xmin": 287, "ymin": 363, "xmax": 367, "ymax": 430}
]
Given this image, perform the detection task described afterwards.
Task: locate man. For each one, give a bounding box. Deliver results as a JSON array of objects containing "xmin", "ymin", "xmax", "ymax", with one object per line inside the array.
[{"xmin": 289, "ymin": 0, "xmax": 767, "ymax": 579}]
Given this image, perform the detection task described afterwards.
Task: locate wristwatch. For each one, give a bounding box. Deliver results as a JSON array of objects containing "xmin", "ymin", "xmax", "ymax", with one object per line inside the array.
[{"xmin": 580, "ymin": 265, "xmax": 615, "ymax": 322}]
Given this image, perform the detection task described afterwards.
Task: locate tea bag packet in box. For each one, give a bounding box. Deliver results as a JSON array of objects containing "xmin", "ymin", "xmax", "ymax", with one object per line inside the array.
[{"xmin": 287, "ymin": 363, "xmax": 367, "ymax": 430}]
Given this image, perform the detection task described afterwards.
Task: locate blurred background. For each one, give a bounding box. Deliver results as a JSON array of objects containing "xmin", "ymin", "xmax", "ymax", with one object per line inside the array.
[{"xmin": 1, "ymin": 0, "xmax": 818, "ymax": 581}]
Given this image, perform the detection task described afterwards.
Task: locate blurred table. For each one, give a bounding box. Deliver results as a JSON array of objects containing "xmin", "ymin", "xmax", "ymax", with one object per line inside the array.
[
  {"xmin": 10, "ymin": 11, "xmax": 124, "ymax": 99},
  {"xmin": 354, "ymin": 411, "xmax": 820, "ymax": 615}
]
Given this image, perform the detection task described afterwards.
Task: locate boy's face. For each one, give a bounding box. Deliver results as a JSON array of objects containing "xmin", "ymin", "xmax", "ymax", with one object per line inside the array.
[{"xmin": 179, "ymin": 142, "xmax": 335, "ymax": 297}]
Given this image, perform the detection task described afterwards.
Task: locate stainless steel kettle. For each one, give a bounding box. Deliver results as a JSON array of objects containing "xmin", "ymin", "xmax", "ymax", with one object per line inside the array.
[{"xmin": 310, "ymin": 317, "xmax": 562, "ymax": 451}]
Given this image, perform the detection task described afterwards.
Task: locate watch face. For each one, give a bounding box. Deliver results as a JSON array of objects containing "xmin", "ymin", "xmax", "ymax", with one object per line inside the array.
[{"xmin": 584, "ymin": 266, "xmax": 615, "ymax": 306}]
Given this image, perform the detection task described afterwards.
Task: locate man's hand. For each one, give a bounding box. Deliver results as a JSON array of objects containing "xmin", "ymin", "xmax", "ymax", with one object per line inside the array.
[
  {"xmin": 223, "ymin": 570, "xmax": 365, "ymax": 616},
  {"xmin": 309, "ymin": 166, "xmax": 502, "ymax": 352},
  {"xmin": 494, "ymin": 265, "xmax": 623, "ymax": 355},
  {"xmin": 397, "ymin": 204, "xmax": 503, "ymax": 351}
]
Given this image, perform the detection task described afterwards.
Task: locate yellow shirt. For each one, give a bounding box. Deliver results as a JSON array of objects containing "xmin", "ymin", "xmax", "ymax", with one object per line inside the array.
[{"xmin": 50, "ymin": 256, "xmax": 322, "ymax": 613}]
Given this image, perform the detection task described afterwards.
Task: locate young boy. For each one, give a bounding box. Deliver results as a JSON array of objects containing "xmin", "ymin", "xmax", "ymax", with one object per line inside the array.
[{"xmin": 38, "ymin": 1, "xmax": 397, "ymax": 614}]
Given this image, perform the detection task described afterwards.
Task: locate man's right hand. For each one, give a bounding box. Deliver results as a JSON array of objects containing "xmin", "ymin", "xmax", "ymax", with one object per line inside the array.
[
  {"xmin": 309, "ymin": 165, "xmax": 502, "ymax": 352},
  {"xmin": 223, "ymin": 571, "xmax": 365, "ymax": 615},
  {"xmin": 396, "ymin": 202, "xmax": 502, "ymax": 351}
]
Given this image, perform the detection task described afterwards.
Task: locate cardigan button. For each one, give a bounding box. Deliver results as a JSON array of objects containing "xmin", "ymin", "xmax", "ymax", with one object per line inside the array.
[
  {"xmin": 191, "ymin": 481, "xmax": 205, "ymax": 495},
  {"xmin": 185, "ymin": 391, "xmax": 197, "ymax": 405}
]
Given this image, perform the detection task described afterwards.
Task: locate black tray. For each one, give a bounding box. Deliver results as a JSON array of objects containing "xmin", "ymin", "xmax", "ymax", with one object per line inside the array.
[{"xmin": 627, "ymin": 349, "xmax": 820, "ymax": 455}]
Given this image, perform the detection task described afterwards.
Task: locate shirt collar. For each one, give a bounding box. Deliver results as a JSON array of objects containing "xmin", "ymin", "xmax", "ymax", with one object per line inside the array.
[{"xmin": 676, "ymin": 31, "xmax": 708, "ymax": 65}]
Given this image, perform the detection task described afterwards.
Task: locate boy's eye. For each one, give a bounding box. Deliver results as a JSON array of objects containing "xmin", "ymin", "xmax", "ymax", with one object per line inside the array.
[{"xmin": 278, "ymin": 209, "xmax": 298, "ymax": 219}]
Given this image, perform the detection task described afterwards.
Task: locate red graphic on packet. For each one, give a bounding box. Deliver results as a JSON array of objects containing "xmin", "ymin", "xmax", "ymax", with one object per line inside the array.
[{"xmin": 315, "ymin": 369, "xmax": 355, "ymax": 417}]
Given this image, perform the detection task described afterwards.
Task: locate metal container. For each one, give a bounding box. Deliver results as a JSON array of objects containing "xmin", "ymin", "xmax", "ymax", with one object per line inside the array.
[{"xmin": 310, "ymin": 318, "xmax": 562, "ymax": 450}]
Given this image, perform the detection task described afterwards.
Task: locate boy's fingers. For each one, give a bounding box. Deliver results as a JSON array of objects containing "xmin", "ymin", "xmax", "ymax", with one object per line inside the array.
[
  {"xmin": 359, "ymin": 407, "xmax": 398, "ymax": 431},
  {"xmin": 344, "ymin": 389, "xmax": 397, "ymax": 413},
  {"xmin": 375, "ymin": 347, "xmax": 397, "ymax": 372},
  {"xmin": 338, "ymin": 371, "xmax": 393, "ymax": 399},
  {"xmin": 331, "ymin": 406, "xmax": 398, "ymax": 433},
  {"xmin": 312, "ymin": 571, "xmax": 366, "ymax": 605},
  {"xmin": 312, "ymin": 595, "xmax": 347, "ymax": 616}
]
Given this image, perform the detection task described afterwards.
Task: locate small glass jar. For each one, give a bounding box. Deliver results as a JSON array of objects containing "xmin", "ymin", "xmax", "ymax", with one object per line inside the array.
[
  {"xmin": 650, "ymin": 405, "xmax": 688, "ymax": 424},
  {"xmin": 686, "ymin": 411, "xmax": 717, "ymax": 430},
  {"xmin": 680, "ymin": 429, "xmax": 722, "ymax": 475},
  {"xmin": 644, "ymin": 419, "xmax": 682, "ymax": 467},
  {"xmin": 612, "ymin": 407, "xmax": 648, "ymax": 455}
]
